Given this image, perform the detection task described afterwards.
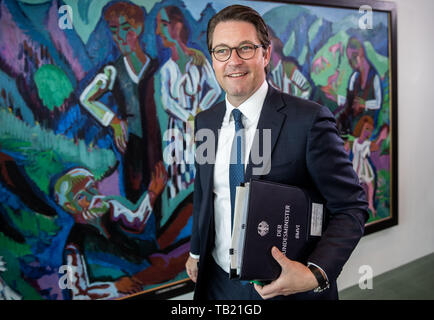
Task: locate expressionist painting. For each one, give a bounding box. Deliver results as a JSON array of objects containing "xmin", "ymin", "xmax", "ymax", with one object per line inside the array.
[{"xmin": 0, "ymin": 0, "xmax": 397, "ymax": 299}]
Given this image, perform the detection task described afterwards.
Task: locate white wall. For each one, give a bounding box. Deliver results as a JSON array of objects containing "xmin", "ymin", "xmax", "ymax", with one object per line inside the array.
[
  {"xmin": 174, "ymin": 0, "xmax": 434, "ymax": 299},
  {"xmin": 337, "ymin": 0, "xmax": 434, "ymax": 291}
]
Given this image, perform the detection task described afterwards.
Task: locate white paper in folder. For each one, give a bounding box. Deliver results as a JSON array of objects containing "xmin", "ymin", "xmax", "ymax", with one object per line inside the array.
[{"xmin": 230, "ymin": 183, "xmax": 250, "ymax": 275}]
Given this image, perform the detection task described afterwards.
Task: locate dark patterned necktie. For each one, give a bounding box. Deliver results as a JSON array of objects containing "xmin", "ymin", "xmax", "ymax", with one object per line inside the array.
[{"xmin": 229, "ymin": 108, "xmax": 245, "ymax": 232}]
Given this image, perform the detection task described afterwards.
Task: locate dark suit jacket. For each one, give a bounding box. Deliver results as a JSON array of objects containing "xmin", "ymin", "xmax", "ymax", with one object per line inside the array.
[{"xmin": 190, "ymin": 85, "xmax": 369, "ymax": 300}]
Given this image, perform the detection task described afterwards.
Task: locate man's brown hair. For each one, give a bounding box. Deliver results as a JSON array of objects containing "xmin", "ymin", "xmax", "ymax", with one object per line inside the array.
[
  {"xmin": 161, "ymin": 6, "xmax": 189, "ymax": 45},
  {"xmin": 206, "ymin": 5, "xmax": 271, "ymax": 52},
  {"xmin": 104, "ymin": 2, "xmax": 144, "ymax": 30},
  {"xmin": 354, "ymin": 115, "xmax": 374, "ymax": 138}
]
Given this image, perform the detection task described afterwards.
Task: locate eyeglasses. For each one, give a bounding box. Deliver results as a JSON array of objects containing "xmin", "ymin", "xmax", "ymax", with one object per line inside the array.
[{"xmin": 210, "ymin": 43, "xmax": 265, "ymax": 62}]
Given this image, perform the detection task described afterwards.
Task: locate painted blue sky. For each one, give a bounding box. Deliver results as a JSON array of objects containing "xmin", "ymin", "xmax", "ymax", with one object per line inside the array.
[
  {"xmin": 183, "ymin": 0, "xmax": 283, "ymax": 20},
  {"xmin": 59, "ymin": 0, "xmax": 389, "ymax": 44},
  {"xmin": 300, "ymin": 4, "xmax": 388, "ymax": 26},
  {"xmin": 184, "ymin": 1, "xmax": 388, "ymax": 26}
]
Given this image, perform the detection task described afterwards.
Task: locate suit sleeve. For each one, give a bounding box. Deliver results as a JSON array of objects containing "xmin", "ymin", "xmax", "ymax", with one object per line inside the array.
[
  {"xmin": 190, "ymin": 115, "xmax": 202, "ymax": 256},
  {"xmin": 305, "ymin": 105, "xmax": 369, "ymax": 283}
]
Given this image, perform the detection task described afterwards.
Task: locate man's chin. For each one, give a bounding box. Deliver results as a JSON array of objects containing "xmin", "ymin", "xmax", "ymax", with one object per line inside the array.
[{"xmin": 226, "ymin": 89, "xmax": 254, "ymax": 105}]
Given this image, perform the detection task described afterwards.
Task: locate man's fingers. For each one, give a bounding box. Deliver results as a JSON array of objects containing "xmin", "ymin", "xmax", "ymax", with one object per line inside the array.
[
  {"xmin": 253, "ymin": 282, "xmax": 279, "ymax": 300},
  {"xmin": 187, "ymin": 268, "xmax": 197, "ymax": 283},
  {"xmin": 121, "ymin": 122, "xmax": 128, "ymax": 141},
  {"xmin": 254, "ymin": 280, "xmax": 280, "ymax": 297},
  {"xmin": 119, "ymin": 125, "xmax": 128, "ymax": 150},
  {"xmin": 191, "ymin": 271, "xmax": 197, "ymax": 283},
  {"xmin": 186, "ymin": 257, "xmax": 199, "ymax": 283},
  {"xmin": 95, "ymin": 73, "xmax": 108, "ymax": 90},
  {"xmin": 115, "ymin": 136, "xmax": 126, "ymax": 153},
  {"xmin": 271, "ymin": 246, "xmax": 289, "ymax": 267},
  {"xmin": 131, "ymin": 276, "xmax": 143, "ymax": 286},
  {"xmin": 121, "ymin": 137, "xmax": 127, "ymax": 150},
  {"xmin": 187, "ymin": 266, "xmax": 197, "ymax": 280},
  {"xmin": 254, "ymin": 247, "xmax": 297, "ymax": 299}
]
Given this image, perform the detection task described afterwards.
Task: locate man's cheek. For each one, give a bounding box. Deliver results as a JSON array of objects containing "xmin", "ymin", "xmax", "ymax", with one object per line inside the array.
[{"xmin": 127, "ymin": 31, "xmax": 138, "ymax": 50}]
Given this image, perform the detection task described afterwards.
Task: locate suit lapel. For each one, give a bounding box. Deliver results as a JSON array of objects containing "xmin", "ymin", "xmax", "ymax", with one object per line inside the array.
[
  {"xmin": 200, "ymin": 101, "xmax": 226, "ymax": 192},
  {"xmin": 245, "ymin": 86, "xmax": 286, "ymax": 181}
]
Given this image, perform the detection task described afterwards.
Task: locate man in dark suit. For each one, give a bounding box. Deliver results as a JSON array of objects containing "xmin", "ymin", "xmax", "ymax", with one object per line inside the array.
[{"xmin": 185, "ymin": 5, "xmax": 369, "ymax": 300}]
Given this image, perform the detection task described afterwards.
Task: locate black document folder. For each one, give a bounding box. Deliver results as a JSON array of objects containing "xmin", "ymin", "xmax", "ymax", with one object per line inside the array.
[{"xmin": 229, "ymin": 179, "xmax": 324, "ymax": 281}]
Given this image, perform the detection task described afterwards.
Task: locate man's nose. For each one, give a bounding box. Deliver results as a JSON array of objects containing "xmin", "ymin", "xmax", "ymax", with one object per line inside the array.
[
  {"xmin": 114, "ymin": 31, "xmax": 124, "ymax": 42},
  {"xmin": 227, "ymin": 48, "xmax": 243, "ymax": 65}
]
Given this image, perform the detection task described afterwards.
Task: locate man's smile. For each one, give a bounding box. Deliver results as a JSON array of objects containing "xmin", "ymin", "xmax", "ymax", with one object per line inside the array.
[{"xmin": 227, "ymin": 72, "xmax": 248, "ymax": 78}]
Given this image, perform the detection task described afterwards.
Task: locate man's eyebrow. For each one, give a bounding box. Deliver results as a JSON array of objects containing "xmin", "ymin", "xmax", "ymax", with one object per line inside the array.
[
  {"xmin": 238, "ymin": 40, "xmax": 256, "ymax": 45},
  {"xmin": 120, "ymin": 21, "xmax": 131, "ymax": 27},
  {"xmin": 212, "ymin": 42, "xmax": 227, "ymax": 48},
  {"xmin": 213, "ymin": 40, "xmax": 255, "ymax": 48}
]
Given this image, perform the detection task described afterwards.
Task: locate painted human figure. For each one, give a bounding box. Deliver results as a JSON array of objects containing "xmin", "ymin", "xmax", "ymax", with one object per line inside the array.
[
  {"xmin": 53, "ymin": 162, "xmax": 189, "ymax": 299},
  {"xmin": 155, "ymin": 6, "xmax": 221, "ymax": 201},
  {"xmin": 335, "ymin": 37, "xmax": 382, "ymax": 135},
  {"xmin": 0, "ymin": 256, "xmax": 22, "ymax": 300},
  {"xmin": 79, "ymin": 2, "xmax": 162, "ymax": 203},
  {"xmin": 268, "ymin": 28, "xmax": 312, "ymax": 99},
  {"xmin": 352, "ymin": 116, "xmax": 388, "ymax": 217}
]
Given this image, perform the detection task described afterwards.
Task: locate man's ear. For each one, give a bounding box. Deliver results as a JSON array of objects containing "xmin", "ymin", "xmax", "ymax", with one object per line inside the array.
[{"xmin": 263, "ymin": 44, "xmax": 272, "ymax": 68}]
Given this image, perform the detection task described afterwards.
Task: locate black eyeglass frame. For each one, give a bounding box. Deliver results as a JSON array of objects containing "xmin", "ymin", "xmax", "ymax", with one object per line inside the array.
[{"xmin": 209, "ymin": 43, "xmax": 265, "ymax": 62}]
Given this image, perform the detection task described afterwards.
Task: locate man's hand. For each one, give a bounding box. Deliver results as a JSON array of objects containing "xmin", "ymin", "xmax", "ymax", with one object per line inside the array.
[
  {"xmin": 185, "ymin": 256, "xmax": 199, "ymax": 283},
  {"xmin": 110, "ymin": 116, "xmax": 128, "ymax": 153},
  {"xmin": 114, "ymin": 276, "xmax": 143, "ymax": 294},
  {"xmin": 353, "ymin": 96, "xmax": 366, "ymax": 116},
  {"xmin": 83, "ymin": 65, "xmax": 117, "ymax": 101},
  {"xmin": 148, "ymin": 161, "xmax": 168, "ymax": 197},
  {"xmin": 187, "ymin": 48, "xmax": 206, "ymax": 67},
  {"xmin": 253, "ymin": 247, "xmax": 318, "ymax": 299}
]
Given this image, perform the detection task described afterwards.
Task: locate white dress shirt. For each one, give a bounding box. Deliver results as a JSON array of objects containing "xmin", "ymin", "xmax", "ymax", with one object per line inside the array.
[{"xmin": 210, "ymin": 80, "xmax": 268, "ymax": 273}]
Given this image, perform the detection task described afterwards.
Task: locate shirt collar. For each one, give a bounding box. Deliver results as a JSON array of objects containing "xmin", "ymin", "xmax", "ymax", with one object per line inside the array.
[
  {"xmin": 224, "ymin": 80, "xmax": 268, "ymax": 125},
  {"xmin": 123, "ymin": 55, "xmax": 150, "ymax": 84}
]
